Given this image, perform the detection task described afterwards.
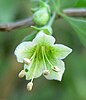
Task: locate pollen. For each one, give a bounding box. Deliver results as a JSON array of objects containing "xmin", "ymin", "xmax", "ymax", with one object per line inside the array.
[
  {"xmin": 51, "ymin": 66, "xmax": 60, "ymax": 72},
  {"xmin": 43, "ymin": 70, "xmax": 50, "ymax": 75},
  {"xmin": 23, "ymin": 58, "xmax": 31, "ymax": 65},
  {"xmin": 18, "ymin": 70, "xmax": 26, "ymax": 78},
  {"xmin": 27, "ymin": 82, "xmax": 33, "ymax": 91}
]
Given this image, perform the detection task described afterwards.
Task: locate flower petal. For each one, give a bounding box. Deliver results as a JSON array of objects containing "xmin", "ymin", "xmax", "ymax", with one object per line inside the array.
[
  {"xmin": 25, "ymin": 60, "xmax": 44, "ymax": 80},
  {"xmin": 14, "ymin": 42, "xmax": 36, "ymax": 63},
  {"xmin": 44, "ymin": 60, "xmax": 65, "ymax": 81},
  {"xmin": 33, "ymin": 31, "xmax": 55, "ymax": 45},
  {"xmin": 53, "ymin": 44, "xmax": 72, "ymax": 59}
]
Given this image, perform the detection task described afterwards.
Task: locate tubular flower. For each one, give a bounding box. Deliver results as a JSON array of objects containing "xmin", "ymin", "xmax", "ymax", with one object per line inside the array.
[{"xmin": 14, "ymin": 31, "xmax": 72, "ymax": 91}]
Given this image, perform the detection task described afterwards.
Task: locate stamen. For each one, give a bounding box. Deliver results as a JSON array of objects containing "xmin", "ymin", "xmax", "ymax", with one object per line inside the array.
[
  {"xmin": 27, "ymin": 51, "xmax": 38, "ymax": 90},
  {"xmin": 43, "ymin": 47, "xmax": 60, "ymax": 72},
  {"xmin": 42, "ymin": 46, "xmax": 48, "ymax": 73},
  {"xmin": 43, "ymin": 70, "xmax": 50, "ymax": 75},
  {"xmin": 18, "ymin": 70, "xmax": 26, "ymax": 78},
  {"xmin": 27, "ymin": 81, "xmax": 33, "ymax": 91},
  {"xmin": 43, "ymin": 46, "xmax": 54, "ymax": 66},
  {"xmin": 23, "ymin": 58, "xmax": 31, "ymax": 65},
  {"xmin": 27, "ymin": 61, "xmax": 37, "ymax": 91},
  {"xmin": 51, "ymin": 66, "xmax": 60, "ymax": 72},
  {"xmin": 26, "ymin": 48, "xmax": 38, "ymax": 91}
]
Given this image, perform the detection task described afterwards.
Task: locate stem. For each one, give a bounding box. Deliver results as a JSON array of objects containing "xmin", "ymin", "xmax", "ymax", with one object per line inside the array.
[
  {"xmin": 0, "ymin": 8, "xmax": 86, "ymax": 32},
  {"xmin": 0, "ymin": 17, "xmax": 34, "ymax": 31},
  {"xmin": 48, "ymin": 12, "xmax": 56, "ymax": 26}
]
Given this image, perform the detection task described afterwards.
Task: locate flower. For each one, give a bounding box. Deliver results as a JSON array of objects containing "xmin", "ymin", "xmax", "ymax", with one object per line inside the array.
[{"xmin": 14, "ymin": 31, "xmax": 72, "ymax": 91}]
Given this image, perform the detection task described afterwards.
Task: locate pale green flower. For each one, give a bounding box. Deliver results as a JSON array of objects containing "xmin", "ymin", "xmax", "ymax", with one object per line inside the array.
[{"xmin": 14, "ymin": 31, "xmax": 72, "ymax": 91}]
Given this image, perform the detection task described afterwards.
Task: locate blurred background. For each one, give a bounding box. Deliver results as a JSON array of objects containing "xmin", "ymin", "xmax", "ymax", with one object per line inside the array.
[{"xmin": 0, "ymin": 0, "xmax": 86, "ymax": 100}]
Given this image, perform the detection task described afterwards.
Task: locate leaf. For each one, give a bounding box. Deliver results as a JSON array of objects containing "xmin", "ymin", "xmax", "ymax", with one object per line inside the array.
[
  {"xmin": 48, "ymin": 0, "xmax": 60, "ymax": 12},
  {"xmin": 49, "ymin": 0, "xmax": 79, "ymax": 12},
  {"xmin": 22, "ymin": 31, "xmax": 37, "ymax": 42},
  {"xmin": 75, "ymin": 0, "xmax": 86, "ymax": 7},
  {"xmin": 60, "ymin": 14, "xmax": 86, "ymax": 47},
  {"xmin": 60, "ymin": 0, "xmax": 79, "ymax": 9}
]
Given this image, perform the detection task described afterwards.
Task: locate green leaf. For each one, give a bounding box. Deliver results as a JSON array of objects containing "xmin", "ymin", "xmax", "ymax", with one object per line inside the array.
[
  {"xmin": 59, "ymin": 0, "xmax": 79, "ymax": 9},
  {"xmin": 75, "ymin": 0, "xmax": 86, "ymax": 7},
  {"xmin": 49, "ymin": 0, "xmax": 79, "ymax": 12},
  {"xmin": 60, "ymin": 14, "xmax": 86, "ymax": 47},
  {"xmin": 22, "ymin": 31, "xmax": 37, "ymax": 42},
  {"xmin": 48, "ymin": 0, "xmax": 60, "ymax": 12}
]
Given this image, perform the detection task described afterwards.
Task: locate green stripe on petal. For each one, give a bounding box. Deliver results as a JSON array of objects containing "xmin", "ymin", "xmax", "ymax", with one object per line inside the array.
[
  {"xmin": 14, "ymin": 42, "xmax": 36, "ymax": 63},
  {"xmin": 33, "ymin": 31, "xmax": 55, "ymax": 46},
  {"xmin": 53, "ymin": 44, "xmax": 72, "ymax": 59},
  {"xmin": 25, "ymin": 60, "xmax": 44, "ymax": 80},
  {"xmin": 44, "ymin": 60, "xmax": 65, "ymax": 81}
]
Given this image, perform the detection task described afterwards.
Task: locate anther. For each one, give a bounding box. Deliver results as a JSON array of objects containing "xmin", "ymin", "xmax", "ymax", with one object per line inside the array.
[
  {"xmin": 27, "ymin": 82, "xmax": 33, "ymax": 91},
  {"xmin": 18, "ymin": 70, "xmax": 26, "ymax": 78},
  {"xmin": 51, "ymin": 66, "xmax": 60, "ymax": 72},
  {"xmin": 43, "ymin": 70, "xmax": 50, "ymax": 75},
  {"xmin": 23, "ymin": 58, "xmax": 31, "ymax": 65}
]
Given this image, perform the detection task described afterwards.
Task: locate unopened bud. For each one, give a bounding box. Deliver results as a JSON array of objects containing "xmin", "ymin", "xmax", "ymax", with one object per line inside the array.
[
  {"xmin": 18, "ymin": 70, "xmax": 26, "ymax": 78},
  {"xmin": 33, "ymin": 8, "xmax": 50, "ymax": 26},
  {"xmin": 51, "ymin": 66, "xmax": 60, "ymax": 72},
  {"xmin": 23, "ymin": 58, "xmax": 31, "ymax": 65},
  {"xmin": 43, "ymin": 70, "xmax": 50, "ymax": 75},
  {"xmin": 27, "ymin": 82, "xmax": 33, "ymax": 91}
]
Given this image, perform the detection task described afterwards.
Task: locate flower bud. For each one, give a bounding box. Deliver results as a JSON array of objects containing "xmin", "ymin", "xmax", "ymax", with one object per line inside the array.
[
  {"xmin": 27, "ymin": 82, "xmax": 33, "ymax": 91},
  {"xmin": 23, "ymin": 58, "xmax": 31, "ymax": 65},
  {"xmin": 51, "ymin": 66, "xmax": 60, "ymax": 72},
  {"xmin": 18, "ymin": 70, "xmax": 26, "ymax": 78},
  {"xmin": 33, "ymin": 8, "xmax": 50, "ymax": 26},
  {"xmin": 43, "ymin": 70, "xmax": 50, "ymax": 75}
]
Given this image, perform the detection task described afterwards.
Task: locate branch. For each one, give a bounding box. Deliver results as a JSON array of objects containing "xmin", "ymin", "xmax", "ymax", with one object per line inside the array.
[
  {"xmin": 0, "ymin": 17, "xmax": 34, "ymax": 31},
  {"xmin": 63, "ymin": 8, "xmax": 86, "ymax": 17},
  {"xmin": 0, "ymin": 8, "xmax": 86, "ymax": 32}
]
